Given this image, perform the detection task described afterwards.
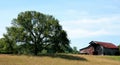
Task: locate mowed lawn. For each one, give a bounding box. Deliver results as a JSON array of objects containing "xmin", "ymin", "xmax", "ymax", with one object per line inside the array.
[{"xmin": 0, "ymin": 54, "xmax": 120, "ymax": 65}]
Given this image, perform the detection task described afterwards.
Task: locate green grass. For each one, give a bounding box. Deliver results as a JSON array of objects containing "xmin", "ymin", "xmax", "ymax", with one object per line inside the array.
[
  {"xmin": 0, "ymin": 54, "xmax": 120, "ymax": 65},
  {"xmin": 103, "ymin": 56, "xmax": 120, "ymax": 61}
]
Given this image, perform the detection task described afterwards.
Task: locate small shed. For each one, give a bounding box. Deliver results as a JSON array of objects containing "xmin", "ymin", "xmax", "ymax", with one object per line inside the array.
[{"xmin": 80, "ymin": 41, "xmax": 119, "ymax": 55}]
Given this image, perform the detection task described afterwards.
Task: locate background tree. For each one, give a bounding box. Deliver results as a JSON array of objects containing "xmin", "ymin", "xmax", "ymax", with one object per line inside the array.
[
  {"xmin": 4, "ymin": 11, "xmax": 71, "ymax": 55},
  {"xmin": 3, "ymin": 27, "xmax": 22, "ymax": 54},
  {"xmin": 72, "ymin": 46, "xmax": 79, "ymax": 54},
  {"xmin": 0, "ymin": 38, "xmax": 7, "ymax": 53}
]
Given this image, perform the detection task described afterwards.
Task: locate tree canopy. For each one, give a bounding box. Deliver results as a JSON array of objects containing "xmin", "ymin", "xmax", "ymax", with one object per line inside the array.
[{"xmin": 2, "ymin": 11, "xmax": 72, "ymax": 55}]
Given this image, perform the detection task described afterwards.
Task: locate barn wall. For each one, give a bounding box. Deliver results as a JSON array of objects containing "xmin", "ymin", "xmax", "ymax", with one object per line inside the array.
[
  {"xmin": 103, "ymin": 47, "xmax": 119, "ymax": 55},
  {"xmin": 80, "ymin": 46, "xmax": 94, "ymax": 55}
]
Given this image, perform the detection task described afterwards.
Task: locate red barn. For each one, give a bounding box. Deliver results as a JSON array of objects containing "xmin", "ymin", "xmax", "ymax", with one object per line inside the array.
[{"xmin": 80, "ymin": 41, "xmax": 119, "ymax": 55}]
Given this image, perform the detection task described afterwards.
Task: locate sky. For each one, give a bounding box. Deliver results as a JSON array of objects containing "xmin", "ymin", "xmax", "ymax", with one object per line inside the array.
[{"xmin": 0, "ymin": 0, "xmax": 120, "ymax": 50}]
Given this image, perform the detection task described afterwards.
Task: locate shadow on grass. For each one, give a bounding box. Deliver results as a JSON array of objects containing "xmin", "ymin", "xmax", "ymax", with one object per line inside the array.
[{"xmin": 38, "ymin": 54, "xmax": 87, "ymax": 61}]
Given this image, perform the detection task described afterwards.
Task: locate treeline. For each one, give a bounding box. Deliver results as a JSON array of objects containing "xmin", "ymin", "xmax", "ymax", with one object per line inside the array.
[
  {"xmin": 119, "ymin": 45, "xmax": 120, "ymax": 54},
  {"xmin": 0, "ymin": 11, "xmax": 79, "ymax": 55}
]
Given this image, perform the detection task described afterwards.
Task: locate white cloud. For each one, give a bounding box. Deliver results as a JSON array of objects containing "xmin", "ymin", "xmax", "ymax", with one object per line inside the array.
[
  {"xmin": 65, "ymin": 9, "xmax": 89, "ymax": 16},
  {"xmin": 64, "ymin": 16, "xmax": 120, "ymax": 24},
  {"xmin": 66, "ymin": 29, "xmax": 111, "ymax": 39},
  {"xmin": 60, "ymin": 16, "xmax": 120, "ymax": 39}
]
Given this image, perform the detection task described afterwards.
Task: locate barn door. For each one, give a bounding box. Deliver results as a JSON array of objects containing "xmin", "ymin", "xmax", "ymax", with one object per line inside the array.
[{"xmin": 94, "ymin": 45, "xmax": 103, "ymax": 55}]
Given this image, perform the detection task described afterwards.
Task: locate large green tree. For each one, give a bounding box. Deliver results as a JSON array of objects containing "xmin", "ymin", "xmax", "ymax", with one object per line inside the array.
[{"xmin": 4, "ymin": 11, "xmax": 71, "ymax": 55}]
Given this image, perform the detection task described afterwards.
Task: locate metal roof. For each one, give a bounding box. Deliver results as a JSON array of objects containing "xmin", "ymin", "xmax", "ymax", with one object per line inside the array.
[{"xmin": 92, "ymin": 41, "xmax": 118, "ymax": 48}]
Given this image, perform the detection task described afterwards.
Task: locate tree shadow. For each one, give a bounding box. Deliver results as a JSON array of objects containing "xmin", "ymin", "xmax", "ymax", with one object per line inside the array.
[{"xmin": 38, "ymin": 54, "xmax": 87, "ymax": 61}]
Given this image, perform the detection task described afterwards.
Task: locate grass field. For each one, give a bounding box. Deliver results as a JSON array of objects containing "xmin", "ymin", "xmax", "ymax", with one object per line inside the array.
[{"xmin": 0, "ymin": 54, "xmax": 120, "ymax": 65}]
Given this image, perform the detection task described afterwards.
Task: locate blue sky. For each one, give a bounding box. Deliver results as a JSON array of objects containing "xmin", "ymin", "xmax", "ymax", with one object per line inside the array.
[{"xmin": 0, "ymin": 0, "xmax": 120, "ymax": 49}]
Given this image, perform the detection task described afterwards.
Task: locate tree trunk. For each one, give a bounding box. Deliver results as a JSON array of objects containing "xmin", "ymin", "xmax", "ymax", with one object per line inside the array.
[{"xmin": 34, "ymin": 42, "xmax": 38, "ymax": 55}]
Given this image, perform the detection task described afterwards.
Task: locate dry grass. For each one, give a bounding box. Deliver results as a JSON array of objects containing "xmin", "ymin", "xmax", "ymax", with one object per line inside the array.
[{"xmin": 0, "ymin": 54, "xmax": 120, "ymax": 65}]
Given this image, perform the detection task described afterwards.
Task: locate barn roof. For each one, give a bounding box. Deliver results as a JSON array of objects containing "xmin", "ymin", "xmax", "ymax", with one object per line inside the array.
[{"xmin": 90, "ymin": 41, "xmax": 118, "ymax": 49}]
